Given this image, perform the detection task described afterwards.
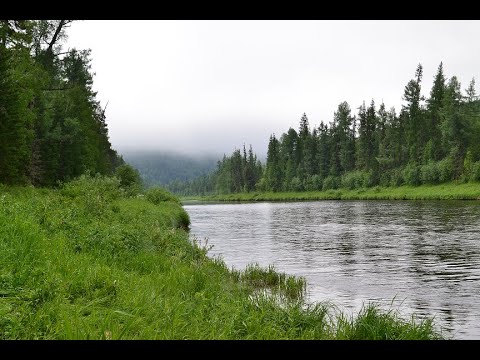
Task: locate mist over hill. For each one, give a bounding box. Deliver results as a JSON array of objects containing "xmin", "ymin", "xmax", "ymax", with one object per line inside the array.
[{"xmin": 122, "ymin": 150, "xmax": 219, "ymax": 186}]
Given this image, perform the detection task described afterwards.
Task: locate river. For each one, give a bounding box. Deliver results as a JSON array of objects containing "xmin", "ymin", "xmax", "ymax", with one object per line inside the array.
[{"xmin": 183, "ymin": 200, "xmax": 480, "ymax": 339}]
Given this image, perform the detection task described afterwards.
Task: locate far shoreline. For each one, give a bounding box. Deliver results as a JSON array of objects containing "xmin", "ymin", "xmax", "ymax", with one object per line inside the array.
[{"xmin": 180, "ymin": 182, "xmax": 480, "ymax": 203}]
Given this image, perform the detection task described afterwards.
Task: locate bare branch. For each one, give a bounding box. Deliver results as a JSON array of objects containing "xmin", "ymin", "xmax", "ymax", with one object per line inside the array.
[
  {"xmin": 42, "ymin": 86, "xmax": 75, "ymax": 91},
  {"xmin": 53, "ymin": 50, "xmax": 73, "ymax": 57},
  {"xmin": 47, "ymin": 20, "xmax": 66, "ymax": 53}
]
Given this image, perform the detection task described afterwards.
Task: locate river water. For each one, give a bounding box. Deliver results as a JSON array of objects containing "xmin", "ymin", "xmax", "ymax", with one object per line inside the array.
[{"xmin": 183, "ymin": 200, "xmax": 480, "ymax": 339}]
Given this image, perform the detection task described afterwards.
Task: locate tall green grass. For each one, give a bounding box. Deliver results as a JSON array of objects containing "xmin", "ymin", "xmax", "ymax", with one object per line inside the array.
[{"xmin": 0, "ymin": 176, "xmax": 444, "ymax": 339}]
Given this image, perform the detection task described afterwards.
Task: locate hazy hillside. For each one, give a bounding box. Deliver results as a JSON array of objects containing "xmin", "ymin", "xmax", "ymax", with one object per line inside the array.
[{"xmin": 122, "ymin": 151, "xmax": 218, "ymax": 186}]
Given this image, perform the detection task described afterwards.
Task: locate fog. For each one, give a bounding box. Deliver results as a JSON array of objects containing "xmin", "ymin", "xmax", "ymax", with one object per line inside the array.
[{"xmin": 65, "ymin": 20, "xmax": 480, "ymax": 158}]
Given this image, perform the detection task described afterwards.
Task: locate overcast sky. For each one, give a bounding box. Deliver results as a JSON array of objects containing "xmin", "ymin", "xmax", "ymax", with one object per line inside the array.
[{"xmin": 65, "ymin": 20, "xmax": 480, "ymax": 158}]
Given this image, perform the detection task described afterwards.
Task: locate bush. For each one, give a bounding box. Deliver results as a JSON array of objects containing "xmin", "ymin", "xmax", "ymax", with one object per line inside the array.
[
  {"xmin": 363, "ymin": 171, "xmax": 378, "ymax": 188},
  {"xmin": 322, "ymin": 176, "xmax": 339, "ymax": 190},
  {"xmin": 61, "ymin": 173, "xmax": 122, "ymax": 202},
  {"xmin": 403, "ymin": 163, "xmax": 421, "ymax": 186},
  {"xmin": 341, "ymin": 171, "xmax": 364, "ymax": 190},
  {"xmin": 420, "ymin": 162, "xmax": 440, "ymax": 184},
  {"xmin": 290, "ymin": 177, "xmax": 303, "ymax": 192},
  {"xmin": 145, "ymin": 186, "xmax": 180, "ymax": 205},
  {"xmin": 60, "ymin": 174, "xmax": 123, "ymax": 216},
  {"xmin": 310, "ymin": 175, "xmax": 323, "ymax": 191},
  {"xmin": 177, "ymin": 210, "xmax": 191, "ymax": 229},
  {"xmin": 469, "ymin": 161, "xmax": 480, "ymax": 182},
  {"xmin": 379, "ymin": 171, "xmax": 391, "ymax": 187},
  {"xmin": 389, "ymin": 168, "xmax": 404, "ymax": 187},
  {"xmin": 115, "ymin": 164, "xmax": 142, "ymax": 196},
  {"xmin": 438, "ymin": 157, "xmax": 454, "ymax": 183},
  {"xmin": 255, "ymin": 177, "xmax": 267, "ymax": 192}
]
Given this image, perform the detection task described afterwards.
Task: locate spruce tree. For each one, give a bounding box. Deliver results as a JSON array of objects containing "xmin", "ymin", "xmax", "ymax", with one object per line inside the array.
[
  {"xmin": 426, "ymin": 62, "xmax": 447, "ymax": 161},
  {"xmin": 402, "ymin": 63, "xmax": 426, "ymax": 164}
]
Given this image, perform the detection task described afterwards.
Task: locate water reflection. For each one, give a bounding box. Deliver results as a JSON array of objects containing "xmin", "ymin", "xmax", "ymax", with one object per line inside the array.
[{"xmin": 184, "ymin": 200, "xmax": 480, "ymax": 339}]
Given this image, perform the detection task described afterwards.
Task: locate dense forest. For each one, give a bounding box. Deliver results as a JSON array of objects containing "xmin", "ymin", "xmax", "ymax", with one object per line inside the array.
[
  {"xmin": 123, "ymin": 151, "xmax": 217, "ymax": 187},
  {"xmin": 172, "ymin": 63, "xmax": 480, "ymax": 196},
  {"xmin": 0, "ymin": 20, "xmax": 122, "ymax": 187}
]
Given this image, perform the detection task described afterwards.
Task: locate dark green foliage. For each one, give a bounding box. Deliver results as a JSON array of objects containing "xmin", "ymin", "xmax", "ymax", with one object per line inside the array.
[
  {"xmin": 357, "ymin": 100, "xmax": 379, "ymax": 175},
  {"xmin": 0, "ymin": 20, "xmax": 122, "ymax": 188},
  {"xmin": 469, "ymin": 162, "xmax": 480, "ymax": 182},
  {"xmin": 341, "ymin": 171, "xmax": 372, "ymax": 190},
  {"xmin": 403, "ymin": 163, "xmax": 422, "ymax": 186},
  {"xmin": 115, "ymin": 164, "xmax": 142, "ymax": 196},
  {"xmin": 266, "ymin": 135, "xmax": 283, "ymax": 192},
  {"xmin": 426, "ymin": 62, "xmax": 446, "ymax": 161},
  {"xmin": 322, "ymin": 175, "xmax": 340, "ymax": 190},
  {"xmin": 420, "ymin": 161, "xmax": 440, "ymax": 184},
  {"xmin": 0, "ymin": 45, "xmax": 34, "ymax": 184}
]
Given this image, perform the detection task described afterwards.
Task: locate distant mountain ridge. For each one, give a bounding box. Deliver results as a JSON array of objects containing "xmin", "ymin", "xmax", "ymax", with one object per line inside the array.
[{"xmin": 122, "ymin": 151, "xmax": 218, "ymax": 186}]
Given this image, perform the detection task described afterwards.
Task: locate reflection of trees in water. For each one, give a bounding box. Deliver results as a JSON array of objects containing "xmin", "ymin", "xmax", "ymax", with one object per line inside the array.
[
  {"xmin": 403, "ymin": 201, "xmax": 480, "ymax": 338},
  {"xmin": 188, "ymin": 200, "xmax": 480, "ymax": 338}
]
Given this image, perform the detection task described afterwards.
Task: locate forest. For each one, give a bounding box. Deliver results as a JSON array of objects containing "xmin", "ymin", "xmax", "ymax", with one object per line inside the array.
[
  {"xmin": 171, "ymin": 63, "xmax": 480, "ymax": 196},
  {"xmin": 0, "ymin": 20, "xmax": 123, "ymax": 187}
]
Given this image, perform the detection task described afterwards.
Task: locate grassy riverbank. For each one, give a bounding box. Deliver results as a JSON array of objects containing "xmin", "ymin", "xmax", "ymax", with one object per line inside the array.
[
  {"xmin": 182, "ymin": 182, "xmax": 480, "ymax": 202},
  {"xmin": 0, "ymin": 176, "xmax": 443, "ymax": 339}
]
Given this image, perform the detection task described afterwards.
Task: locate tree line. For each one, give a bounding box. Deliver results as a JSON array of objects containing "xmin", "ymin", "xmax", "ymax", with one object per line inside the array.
[
  {"xmin": 0, "ymin": 20, "xmax": 123, "ymax": 187},
  {"xmin": 167, "ymin": 144, "xmax": 263, "ymax": 195},
  {"xmin": 169, "ymin": 63, "xmax": 480, "ymax": 195}
]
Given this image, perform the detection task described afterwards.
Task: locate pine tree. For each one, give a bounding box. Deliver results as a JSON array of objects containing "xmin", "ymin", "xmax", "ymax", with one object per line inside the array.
[
  {"xmin": 464, "ymin": 78, "xmax": 480, "ymax": 161},
  {"xmin": 279, "ymin": 128, "xmax": 299, "ymax": 190},
  {"xmin": 357, "ymin": 100, "xmax": 379, "ymax": 174},
  {"xmin": 402, "ymin": 63, "xmax": 426, "ymax": 164},
  {"xmin": 265, "ymin": 135, "xmax": 283, "ymax": 191},
  {"xmin": 440, "ymin": 76, "xmax": 468, "ymax": 178},
  {"xmin": 426, "ymin": 62, "xmax": 447, "ymax": 161},
  {"xmin": 298, "ymin": 112, "xmax": 309, "ymax": 139},
  {"xmin": 0, "ymin": 44, "xmax": 34, "ymax": 184}
]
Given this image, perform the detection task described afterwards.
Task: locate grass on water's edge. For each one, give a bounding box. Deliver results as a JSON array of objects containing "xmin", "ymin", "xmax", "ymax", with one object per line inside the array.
[
  {"xmin": 0, "ymin": 176, "xmax": 445, "ymax": 339},
  {"xmin": 181, "ymin": 182, "xmax": 480, "ymax": 202}
]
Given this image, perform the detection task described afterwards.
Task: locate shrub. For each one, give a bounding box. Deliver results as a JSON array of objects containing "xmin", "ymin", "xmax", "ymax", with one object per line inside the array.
[
  {"xmin": 310, "ymin": 175, "xmax": 323, "ymax": 191},
  {"xmin": 255, "ymin": 177, "xmax": 267, "ymax": 192},
  {"xmin": 290, "ymin": 177, "xmax": 303, "ymax": 192},
  {"xmin": 61, "ymin": 173, "xmax": 122, "ymax": 202},
  {"xmin": 145, "ymin": 186, "xmax": 180, "ymax": 205},
  {"xmin": 420, "ymin": 162, "xmax": 440, "ymax": 184},
  {"xmin": 363, "ymin": 171, "xmax": 378, "ymax": 188},
  {"xmin": 438, "ymin": 157, "xmax": 454, "ymax": 183},
  {"xmin": 379, "ymin": 171, "xmax": 391, "ymax": 187},
  {"xmin": 322, "ymin": 176, "xmax": 339, "ymax": 190},
  {"xmin": 176, "ymin": 210, "xmax": 191, "ymax": 229},
  {"xmin": 389, "ymin": 168, "xmax": 404, "ymax": 187},
  {"xmin": 115, "ymin": 164, "xmax": 142, "ymax": 196},
  {"xmin": 341, "ymin": 171, "xmax": 364, "ymax": 190},
  {"xmin": 469, "ymin": 161, "xmax": 480, "ymax": 182},
  {"xmin": 403, "ymin": 163, "xmax": 421, "ymax": 186}
]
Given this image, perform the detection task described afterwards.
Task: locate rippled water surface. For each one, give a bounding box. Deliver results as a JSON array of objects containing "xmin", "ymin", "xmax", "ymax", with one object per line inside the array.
[{"xmin": 184, "ymin": 200, "xmax": 480, "ymax": 339}]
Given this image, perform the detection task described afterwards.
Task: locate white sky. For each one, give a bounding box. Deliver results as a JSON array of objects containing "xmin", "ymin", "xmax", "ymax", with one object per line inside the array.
[{"xmin": 65, "ymin": 20, "xmax": 480, "ymax": 158}]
